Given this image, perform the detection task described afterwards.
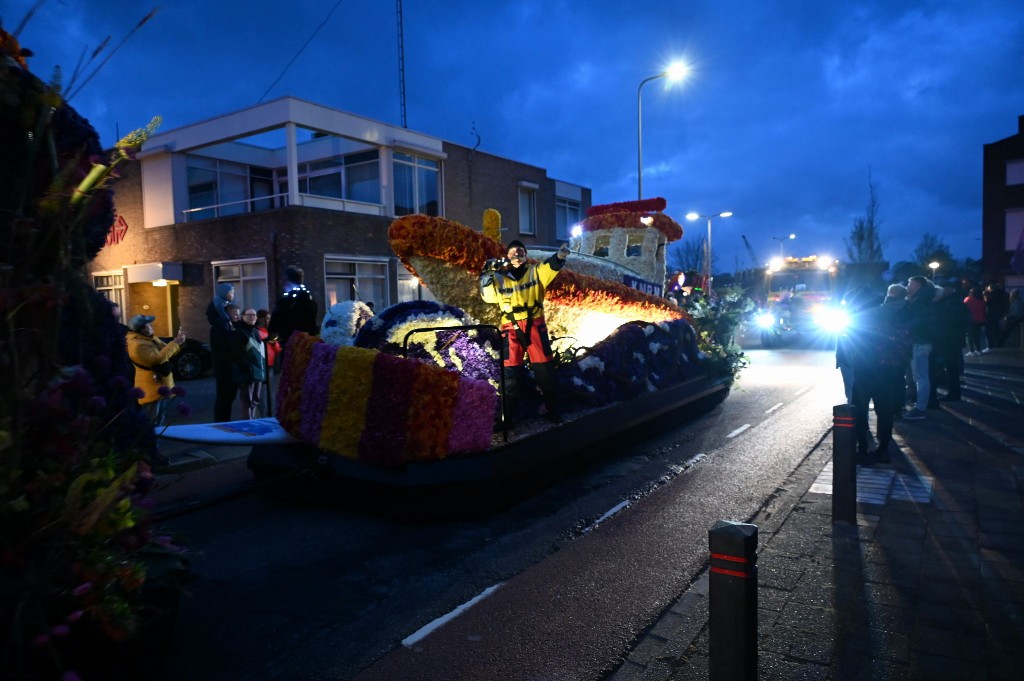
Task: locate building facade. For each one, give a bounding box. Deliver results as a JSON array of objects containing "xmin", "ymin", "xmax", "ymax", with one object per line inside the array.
[
  {"xmin": 982, "ymin": 114, "xmax": 1024, "ymax": 287},
  {"xmin": 89, "ymin": 97, "xmax": 590, "ymax": 340}
]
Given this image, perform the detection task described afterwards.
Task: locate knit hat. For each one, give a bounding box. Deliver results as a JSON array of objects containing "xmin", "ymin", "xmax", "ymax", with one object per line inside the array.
[
  {"xmin": 216, "ymin": 282, "xmax": 235, "ymax": 299},
  {"xmin": 128, "ymin": 314, "xmax": 155, "ymax": 332},
  {"xmin": 507, "ymin": 240, "xmax": 527, "ymax": 252}
]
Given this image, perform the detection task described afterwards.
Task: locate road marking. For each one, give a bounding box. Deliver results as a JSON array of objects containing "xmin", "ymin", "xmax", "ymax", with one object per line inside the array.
[
  {"xmin": 809, "ymin": 461, "xmax": 932, "ymax": 504},
  {"xmin": 794, "ymin": 387, "xmax": 811, "ymax": 397},
  {"xmin": 402, "ymin": 582, "xmax": 504, "ymax": 647},
  {"xmin": 583, "ymin": 499, "xmax": 631, "ymax": 534},
  {"xmin": 765, "ymin": 402, "xmax": 784, "ymax": 414},
  {"xmin": 727, "ymin": 424, "xmax": 751, "ymax": 438}
]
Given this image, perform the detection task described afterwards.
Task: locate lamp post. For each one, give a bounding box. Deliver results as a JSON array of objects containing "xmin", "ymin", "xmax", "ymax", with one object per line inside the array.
[
  {"xmin": 928, "ymin": 261, "xmax": 940, "ymax": 283},
  {"xmin": 637, "ymin": 61, "xmax": 688, "ymax": 200},
  {"xmin": 772, "ymin": 233, "xmax": 796, "ymax": 258},
  {"xmin": 686, "ymin": 211, "xmax": 733, "ymax": 296}
]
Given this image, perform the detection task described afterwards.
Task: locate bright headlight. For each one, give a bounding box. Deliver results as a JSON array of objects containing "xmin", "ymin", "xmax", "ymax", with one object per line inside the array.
[
  {"xmin": 815, "ymin": 307, "xmax": 849, "ymax": 333},
  {"xmin": 755, "ymin": 311, "xmax": 777, "ymax": 329}
]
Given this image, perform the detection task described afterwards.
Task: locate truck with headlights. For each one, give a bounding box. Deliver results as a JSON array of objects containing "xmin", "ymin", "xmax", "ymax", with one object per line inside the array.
[{"xmin": 755, "ymin": 254, "xmax": 845, "ymax": 347}]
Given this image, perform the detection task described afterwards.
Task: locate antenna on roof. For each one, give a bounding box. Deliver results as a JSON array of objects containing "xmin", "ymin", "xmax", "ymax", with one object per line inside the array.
[
  {"xmin": 396, "ymin": 0, "xmax": 408, "ymax": 128},
  {"xmin": 258, "ymin": 0, "xmax": 343, "ymax": 103}
]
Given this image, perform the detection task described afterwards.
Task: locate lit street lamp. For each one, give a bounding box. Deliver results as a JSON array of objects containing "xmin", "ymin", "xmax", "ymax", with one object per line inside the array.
[
  {"xmin": 928, "ymin": 261, "xmax": 940, "ymax": 282},
  {"xmin": 685, "ymin": 211, "xmax": 733, "ymax": 296},
  {"xmin": 637, "ymin": 61, "xmax": 688, "ymax": 200},
  {"xmin": 772, "ymin": 233, "xmax": 796, "ymax": 258}
]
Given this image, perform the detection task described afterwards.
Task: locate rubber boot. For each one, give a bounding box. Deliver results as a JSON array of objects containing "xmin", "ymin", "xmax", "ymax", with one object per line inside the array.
[{"xmin": 531, "ymin": 361, "xmax": 563, "ymax": 423}]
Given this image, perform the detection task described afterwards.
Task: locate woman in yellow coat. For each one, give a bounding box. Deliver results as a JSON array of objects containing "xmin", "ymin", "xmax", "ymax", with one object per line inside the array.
[{"xmin": 126, "ymin": 314, "xmax": 186, "ymax": 426}]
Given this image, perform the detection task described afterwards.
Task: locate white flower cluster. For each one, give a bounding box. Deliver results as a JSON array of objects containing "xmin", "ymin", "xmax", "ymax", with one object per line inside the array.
[{"xmin": 320, "ymin": 301, "xmax": 374, "ymax": 346}]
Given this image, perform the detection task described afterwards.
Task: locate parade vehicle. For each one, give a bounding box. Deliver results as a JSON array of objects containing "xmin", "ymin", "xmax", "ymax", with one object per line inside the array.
[
  {"xmin": 754, "ymin": 254, "xmax": 847, "ymax": 347},
  {"xmin": 160, "ymin": 200, "xmax": 739, "ymax": 510}
]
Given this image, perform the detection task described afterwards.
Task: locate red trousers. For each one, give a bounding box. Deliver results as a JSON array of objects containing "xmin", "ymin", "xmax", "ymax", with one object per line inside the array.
[{"xmin": 501, "ymin": 317, "xmax": 554, "ymax": 367}]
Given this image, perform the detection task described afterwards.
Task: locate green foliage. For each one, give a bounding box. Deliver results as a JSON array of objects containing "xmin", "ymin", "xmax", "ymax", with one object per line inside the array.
[{"xmin": 683, "ymin": 285, "xmax": 753, "ymax": 384}]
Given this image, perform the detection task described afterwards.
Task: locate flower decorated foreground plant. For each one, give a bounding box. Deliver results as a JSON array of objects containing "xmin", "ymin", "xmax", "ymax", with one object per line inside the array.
[{"xmin": 1, "ymin": 24, "xmax": 189, "ymax": 680}]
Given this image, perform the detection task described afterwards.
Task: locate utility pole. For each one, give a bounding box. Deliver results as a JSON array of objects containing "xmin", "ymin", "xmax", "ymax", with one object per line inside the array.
[{"xmin": 396, "ymin": 0, "xmax": 407, "ymax": 128}]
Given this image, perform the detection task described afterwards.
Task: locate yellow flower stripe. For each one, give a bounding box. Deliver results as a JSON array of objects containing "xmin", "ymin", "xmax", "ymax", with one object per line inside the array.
[{"xmin": 319, "ymin": 345, "xmax": 377, "ymax": 458}]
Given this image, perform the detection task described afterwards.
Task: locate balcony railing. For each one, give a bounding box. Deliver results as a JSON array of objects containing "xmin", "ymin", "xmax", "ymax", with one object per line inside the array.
[{"xmin": 182, "ymin": 192, "xmax": 386, "ymax": 222}]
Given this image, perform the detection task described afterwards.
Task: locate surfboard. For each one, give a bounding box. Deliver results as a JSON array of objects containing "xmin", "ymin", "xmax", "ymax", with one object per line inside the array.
[{"xmin": 157, "ymin": 417, "xmax": 301, "ymax": 445}]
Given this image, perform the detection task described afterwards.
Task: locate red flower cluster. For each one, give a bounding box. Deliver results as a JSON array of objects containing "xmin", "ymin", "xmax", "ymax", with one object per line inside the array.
[
  {"xmin": 548, "ymin": 270, "xmax": 686, "ymax": 324},
  {"xmin": 586, "ymin": 197, "xmax": 667, "ymax": 217},
  {"xmin": 578, "ymin": 211, "xmax": 684, "ymax": 242}
]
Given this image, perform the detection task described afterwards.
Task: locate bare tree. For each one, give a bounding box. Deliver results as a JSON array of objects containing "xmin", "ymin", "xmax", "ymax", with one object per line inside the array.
[
  {"xmin": 845, "ymin": 170, "xmax": 885, "ymax": 264},
  {"xmin": 913, "ymin": 233, "xmax": 954, "ymax": 268},
  {"xmin": 666, "ymin": 236, "xmax": 707, "ymax": 272}
]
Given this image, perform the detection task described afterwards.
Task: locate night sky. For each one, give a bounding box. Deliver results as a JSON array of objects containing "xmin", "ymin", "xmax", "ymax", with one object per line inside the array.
[{"xmin": 8, "ymin": 0, "xmax": 1024, "ymax": 273}]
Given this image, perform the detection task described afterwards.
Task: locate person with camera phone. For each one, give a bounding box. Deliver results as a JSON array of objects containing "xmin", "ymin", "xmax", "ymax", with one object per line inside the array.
[
  {"xmin": 127, "ymin": 314, "xmax": 186, "ymax": 426},
  {"xmin": 480, "ymin": 239, "xmax": 571, "ymax": 423}
]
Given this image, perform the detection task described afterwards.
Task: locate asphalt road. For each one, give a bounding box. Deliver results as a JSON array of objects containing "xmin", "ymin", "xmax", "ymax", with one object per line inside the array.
[{"xmin": 157, "ymin": 343, "xmax": 842, "ymax": 680}]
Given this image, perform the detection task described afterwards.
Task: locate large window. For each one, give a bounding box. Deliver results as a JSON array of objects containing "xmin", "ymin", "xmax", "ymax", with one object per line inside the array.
[
  {"xmin": 325, "ymin": 257, "xmax": 389, "ymax": 308},
  {"xmin": 393, "ymin": 152, "xmax": 439, "ymax": 216},
  {"xmin": 1008, "ymin": 159, "xmax": 1024, "ymax": 186},
  {"xmin": 187, "ymin": 156, "xmax": 274, "ymax": 220},
  {"xmin": 276, "ymin": 150, "xmax": 382, "ymax": 205},
  {"xmin": 212, "ymin": 259, "xmax": 268, "ymax": 312},
  {"xmin": 518, "ymin": 184, "xmax": 537, "ymax": 235},
  {"xmin": 555, "ymin": 197, "xmax": 581, "ymax": 241}
]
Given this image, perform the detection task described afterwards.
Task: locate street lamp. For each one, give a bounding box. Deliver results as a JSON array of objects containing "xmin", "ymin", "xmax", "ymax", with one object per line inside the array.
[
  {"xmin": 928, "ymin": 261, "xmax": 940, "ymax": 282},
  {"xmin": 685, "ymin": 211, "xmax": 733, "ymax": 296},
  {"xmin": 637, "ymin": 61, "xmax": 688, "ymax": 200},
  {"xmin": 771, "ymin": 233, "xmax": 796, "ymax": 258}
]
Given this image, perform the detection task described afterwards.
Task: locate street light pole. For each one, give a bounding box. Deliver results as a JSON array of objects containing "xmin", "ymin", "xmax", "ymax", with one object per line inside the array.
[
  {"xmin": 637, "ymin": 62, "xmax": 688, "ymax": 200},
  {"xmin": 686, "ymin": 211, "xmax": 733, "ymax": 296},
  {"xmin": 772, "ymin": 233, "xmax": 796, "ymax": 258},
  {"xmin": 928, "ymin": 261, "xmax": 940, "ymax": 283}
]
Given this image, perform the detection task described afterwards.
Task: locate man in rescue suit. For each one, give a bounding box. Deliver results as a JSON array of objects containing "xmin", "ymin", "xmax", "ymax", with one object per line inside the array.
[{"xmin": 480, "ymin": 239, "xmax": 570, "ymax": 422}]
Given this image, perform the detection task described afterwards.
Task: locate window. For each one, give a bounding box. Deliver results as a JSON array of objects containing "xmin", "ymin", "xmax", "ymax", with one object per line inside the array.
[
  {"xmin": 518, "ymin": 185, "xmax": 537, "ymax": 235},
  {"xmin": 277, "ymin": 151, "xmax": 382, "ymax": 205},
  {"xmin": 397, "ymin": 271, "xmax": 437, "ymax": 303},
  {"xmin": 93, "ymin": 272, "xmax": 125, "ymax": 311},
  {"xmin": 394, "ymin": 152, "xmax": 439, "ymax": 216},
  {"xmin": 1008, "ymin": 159, "xmax": 1024, "ymax": 186},
  {"xmin": 555, "ymin": 197, "xmax": 581, "ymax": 241},
  {"xmin": 1006, "ymin": 208, "xmax": 1024, "ymax": 251},
  {"xmin": 212, "ymin": 259, "xmax": 268, "ymax": 312},
  {"xmin": 325, "ymin": 257, "xmax": 389, "ymax": 308},
  {"xmin": 186, "ymin": 156, "xmax": 275, "ymax": 220}
]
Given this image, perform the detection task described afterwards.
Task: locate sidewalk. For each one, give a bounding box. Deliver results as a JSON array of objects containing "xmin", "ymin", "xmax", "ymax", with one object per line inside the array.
[{"xmin": 609, "ymin": 348, "xmax": 1024, "ymax": 681}]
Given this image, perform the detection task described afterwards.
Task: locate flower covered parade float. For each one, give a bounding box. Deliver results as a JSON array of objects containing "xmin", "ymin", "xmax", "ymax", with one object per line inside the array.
[{"xmin": 167, "ymin": 199, "xmax": 740, "ymax": 508}]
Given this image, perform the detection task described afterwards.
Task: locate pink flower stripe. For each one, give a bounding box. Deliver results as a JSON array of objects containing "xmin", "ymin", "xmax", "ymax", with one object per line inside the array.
[
  {"xmin": 299, "ymin": 343, "xmax": 337, "ymax": 443},
  {"xmin": 318, "ymin": 346, "xmax": 376, "ymax": 458},
  {"xmin": 448, "ymin": 378, "xmax": 498, "ymax": 453},
  {"xmin": 357, "ymin": 353, "xmax": 414, "ymax": 467}
]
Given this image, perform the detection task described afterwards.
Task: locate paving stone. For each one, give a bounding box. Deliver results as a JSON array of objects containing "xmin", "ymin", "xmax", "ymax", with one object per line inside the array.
[
  {"xmin": 912, "ymin": 623, "xmax": 985, "ymax": 661},
  {"xmin": 911, "ymin": 652, "xmax": 989, "ymax": 681}
]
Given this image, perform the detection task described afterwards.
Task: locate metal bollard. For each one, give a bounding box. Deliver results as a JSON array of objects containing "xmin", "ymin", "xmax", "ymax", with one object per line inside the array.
[
  {"xmin": 832, "ymin": 404, "xmax": 856, "ymax": 524},
  {"xmin": 708, "ymin": 520, "xmax": 758, "ymax": 681}
]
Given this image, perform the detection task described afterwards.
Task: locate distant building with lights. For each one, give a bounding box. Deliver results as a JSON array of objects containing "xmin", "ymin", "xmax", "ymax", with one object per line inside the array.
[
  {"xmin": 89, "ymin": 97, "xmax": 591, "ymax": 339},
  {"xmin": 982, "ymin": 114, "xmax": 1024, "ymax": 287}
]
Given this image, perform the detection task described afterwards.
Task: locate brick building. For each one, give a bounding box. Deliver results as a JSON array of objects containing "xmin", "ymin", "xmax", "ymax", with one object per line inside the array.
[
  {"xmin": 982, "ymin": 114, "xmax": 1024, "ymax": 287},
  {"xmin": 89, "ymin": 97, "xmax": 591, "ymax": 340}
]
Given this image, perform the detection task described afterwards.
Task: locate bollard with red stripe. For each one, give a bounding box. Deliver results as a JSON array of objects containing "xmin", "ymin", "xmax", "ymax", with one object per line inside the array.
[
  {"xmin": 832, "ymin": 403, "xmax": 856, "ymax": 524},
  {"xmin": 708, "ymin": 520, "xmax": 758, "ymax": 681}
]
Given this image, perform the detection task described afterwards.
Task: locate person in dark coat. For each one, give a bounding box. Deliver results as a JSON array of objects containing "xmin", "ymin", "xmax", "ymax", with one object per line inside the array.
[
  {"xmin": 929, "ymin": 286, "xmax": 968, "ymax": 403},
  {"xmin": 903, "ymin": 276, "xmax": 936, "ymax": 420},
  {"xmin": 269, "ymin": 265, "xmax": 318, "ymax": 369},
  {"xmin": 207, "ymin": 282, "xmax": 237, "ymax": 422},
  {"xmin": 843, "ymin": 287, "xmax": 911, "ymax": 464}
]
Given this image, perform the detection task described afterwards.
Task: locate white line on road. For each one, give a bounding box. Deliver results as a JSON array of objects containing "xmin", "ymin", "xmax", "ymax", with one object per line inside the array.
[
  {"xmin": 402, "ymin": 582, "xmax": 504, "ymax": 647},
  {"xmin": 583, "ymin": 499, "xmax": 631, "ymax": 534},
  {"xmin": 794, "ymin": 387, "xmax": 811, "ymax": 397},
  {"xmin": 727, "ymin": 424, "xmax": 751, "ymax": 438},
  {"xmin": 764, "ymin": 402, "xmax": 784, "ymax": 414}
]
